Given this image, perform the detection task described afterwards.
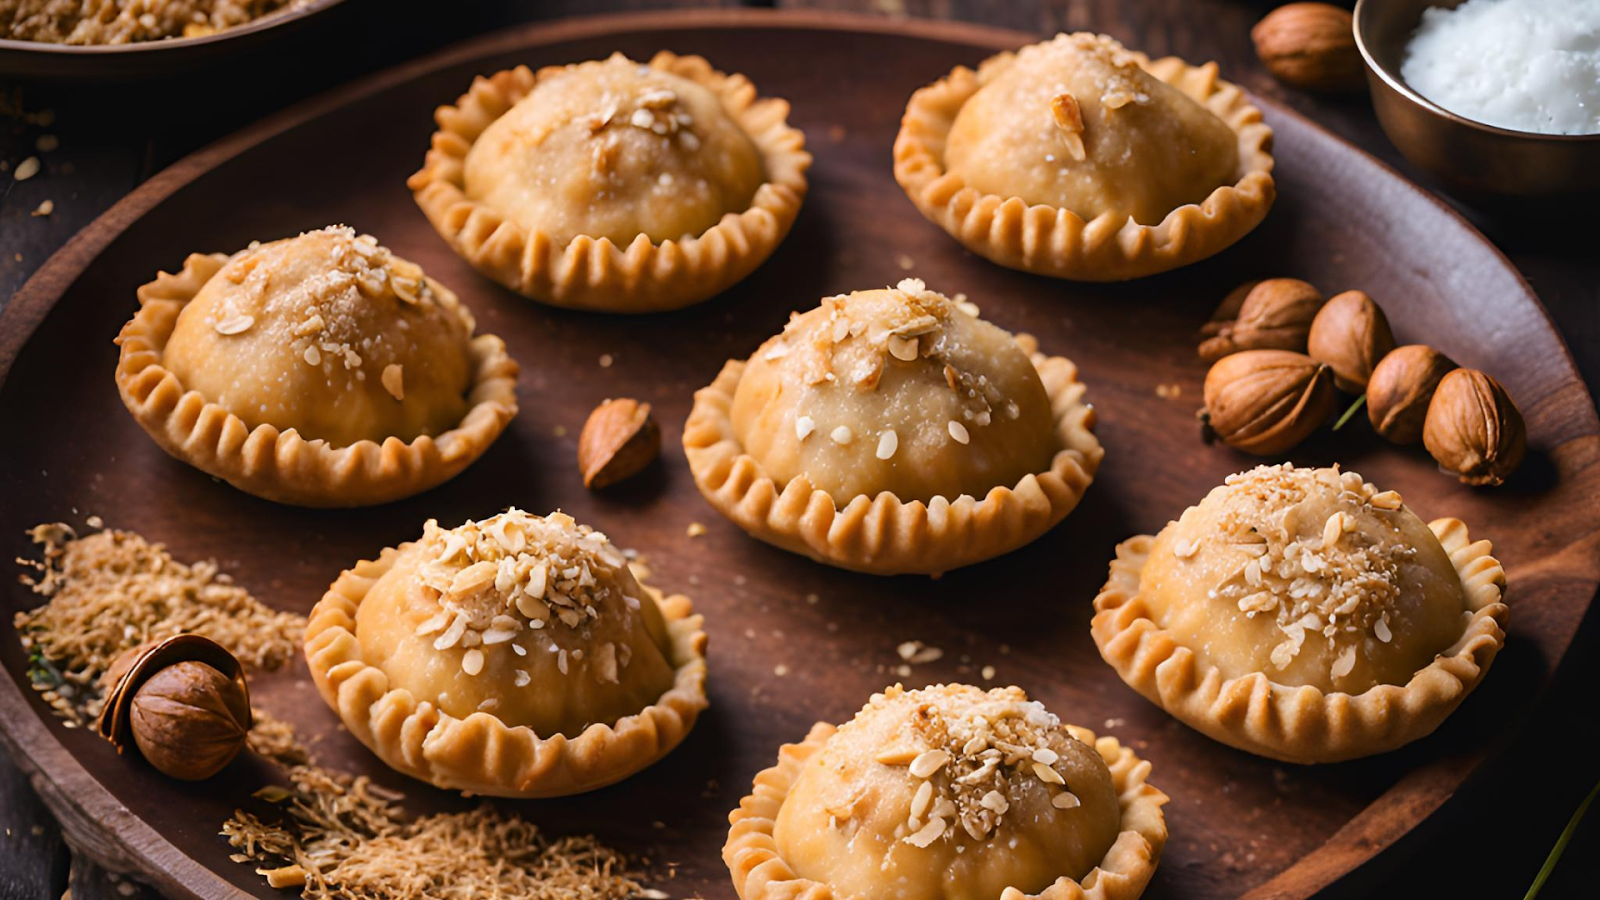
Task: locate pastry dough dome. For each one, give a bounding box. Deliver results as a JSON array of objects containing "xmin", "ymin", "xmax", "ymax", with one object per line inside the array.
[
  {"xmin": 773, "ymin": 684, "xmax": 1119, "ymax": 900},
  {"xmin": 729, "ymin": 279, "xmax": 1059, "ymax": 506},
  {"xmin": 353, "ymin": 510, "xmax": 678, "ymax": 738},
  {"xmin": 944, "ymin": 33, "xmax": 1241, "ymax": 226},
  {"xmin": 1138, "ymin": 464, "xmax": 1468, "ymax": 694},
  {"xmin": 463, "ymin": 53, "xmax": 766, "ymax": 245},
  {"xmin": 160, "ymin": 226, "xmax": 474, "ymax": 448}
]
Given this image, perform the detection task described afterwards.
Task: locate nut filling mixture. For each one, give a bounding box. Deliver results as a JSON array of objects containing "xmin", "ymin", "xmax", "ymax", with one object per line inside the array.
[
  {"xmin": 413, "ymin": 509, "xmax": 643, "ymax": 686},
  {"xmin": 3, "ymin": 0, "xmax": 310, "ymax": 45},
  {"xmin": 13, "ymin": 522, "xmax": 304, "ymax": 724},
  {"xmin": 867, "ymin": 685, "xmax": 1088, "ymax": 846},
  {"xmin": 1195, "ymin": 464, "xmax": 1413, "ymax": 674}
]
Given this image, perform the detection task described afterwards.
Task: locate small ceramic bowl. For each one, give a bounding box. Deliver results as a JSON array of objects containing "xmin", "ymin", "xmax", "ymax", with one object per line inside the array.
[{"xmin": 1354, "ymin": 0, "xmax": 1600, "ymax": 199}]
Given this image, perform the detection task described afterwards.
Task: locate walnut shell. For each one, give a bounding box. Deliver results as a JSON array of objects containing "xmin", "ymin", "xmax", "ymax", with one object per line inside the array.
[
  {"xmin": 1306, "ymin": 289, "xmax": 1395, "ymax": 393},
  {"xmin": 1367, "ymin": 344, "xmax": 1456, "ymax": 444},
  {"xmin": 1201, "ymin": 280, "xmax": 1261, "ymax": 337},
  {"xmin": 1423, "ymin": 368, "xmax": 1526, "ymax": 486},
  {"xmin": 129, "ymin": 661, "xmax": 251, "ymax": 780},
  {"xmin": 1199, "ymin": 278, "xmax": 1323, "ymax": 361},
  {"xmin": 1203, "ymin": 349, "xmax": 1336, "ymax": 455},
  {"xmin": 1252, "ymin": 3, "xmax": 1364, "ymax": 93}
]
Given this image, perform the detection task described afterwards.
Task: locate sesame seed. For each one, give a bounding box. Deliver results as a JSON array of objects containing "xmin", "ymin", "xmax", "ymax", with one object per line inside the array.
[{"xmin": 947, "ymin": 421, "xmax": 970, "ymax": 444}]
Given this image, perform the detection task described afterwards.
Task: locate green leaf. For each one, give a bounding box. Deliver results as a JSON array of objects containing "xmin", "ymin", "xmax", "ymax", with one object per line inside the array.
[{"xmin": 1526, "ymin": 776, "xmax": 1600, "ymax": 900}]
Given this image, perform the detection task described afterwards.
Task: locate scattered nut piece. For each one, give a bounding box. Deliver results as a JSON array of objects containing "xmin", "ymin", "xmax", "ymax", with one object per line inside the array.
[
  {"xmin": 1366, "ymin": 345, "xmax": 1457, "ymax": 444},
  {"xmin": 381, "ymin": 363, "xmax": 405, "ymax": 401},
  {"xmin": 1307, "ymin": 290, "xmax": 1395, "ymax": 392},
  {"xmin": 1252, "ymin": 3, "xmax": 1365, "ymax": 93},
  {"xmin": 1203, "ymin": 349, "xmax": 1336, "ymax": 455},
  {"xmin": 1049, "ymin": 92, "xmax": 1088, "ymax": 161},
  {"xmin": 578, "ymin": 398, "xmax": 660, "ymax": 489},
  {"xmin": 13, "ymin": 156, "xmax": 40, "ymax": 181},
  {"xmin": 1199, "ymin": 278, "xmax": 1323, "ymax": 361},
  {"xmin": 1423, "ymin": 368, "xmax": 1526, "ymax": 486},
  {"xmin": 31, "ymin": 199, "xmax": 53, "ymax": 217}
]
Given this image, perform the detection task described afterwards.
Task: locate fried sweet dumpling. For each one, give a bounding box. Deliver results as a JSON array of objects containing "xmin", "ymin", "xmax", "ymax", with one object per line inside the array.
[
  {"xmin": 464, "ymin": 53, "xmax": 765, "ymax": 246},
  {"xmin": 114, "ymin": 226, "xmax": 518, "ymax": 507},
  {"xmin": 410, "ymin": 51, "xmax": 810, "ymax": 312},
  {"xmin": 894, "ymin": 32, "xmax": 1274, "ymax": 281},
  {"xmin": 945, "ymin": 33, "xmax": 1240, "ymax": 227},
  {"xmin": 683, "ymin": 278, "xmax": 1103, "ymax": 575},
  {"xmin": 160, "ymin": 226, "xmax": 474, "ymax": 448},
  {"xmin": 305, "ymin": 509, "xmax": 708, "ymax": 797},
  {"xmin": 725, "ymin": 684, "xmax": 1168, "ymax": 900},
  {"xmin": 731, "ymin": 279, "xmax": 1058, "ymax": 505},
  {"xmin": 1092, "ymin": 464, "xmax": 1508, "ymax": 763}
]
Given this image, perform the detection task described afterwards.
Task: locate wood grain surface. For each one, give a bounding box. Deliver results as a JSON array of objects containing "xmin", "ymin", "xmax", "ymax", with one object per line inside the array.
[{"xmin": 2, "ymin": 4, "xmax": 1598, "ymax": 900}]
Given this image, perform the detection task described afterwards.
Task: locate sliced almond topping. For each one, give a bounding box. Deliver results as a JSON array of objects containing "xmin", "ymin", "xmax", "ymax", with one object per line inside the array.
[
  {"xmin": 291, "ymin": 314, "xmax": 325, "ymax": 337},
  {"xmin": 433, "ymin": 614, "xmax": 467, "ymax": 650},
  {"xmin": 1051, "ymin": 791, "xmax": 1081, "ymax": 809},
  {"xmin": 1050, "ymin": 93, "xmax": 1088, "ymax": 161},
  {"xmin": 1031, "ymin": 747, "xmax": 1059, "ymax": 765},
  {"xmin": 909, "ymin": 749, "xmax": 951, "ymax": 779},
  {"xmin": 1173, "ymin": 537, "xmax": 1200, "ymax": 559},
  {"xmin": 513, "ymin": 668, "xmax": 531, "ymax": 687},
  {"xmin": 1369, "ymin": 490, "xmax": 1403, "ymax": 510},
  {"xmin": 876, "ymin": 430, "xmax": 898, "ymax": 460},
  {"xmin": 414, "ymin": 611, "xmax": 450, "ymax": 636},
  {"xmin": 830, "ymin": 425, "xmax": 854, "ymax": 445},
  {"xmin": 795, "ymin": 415, "xmax": 816, "ymax": 441},
  {"xmin": 303, "ymin": 345, "xmax": 323, "ymax": 367},
  {"xmin": 593, "ymin": 641, "xmax": 620, "ymax": 684},
  {"xmin": 1374, "ymin": 616, "xmax": 1393, "ymax": 643},
  {"xmin": 980, "ymin": 790, "xmax": 1010, "ymax": 814},
  {"xmin": 1331, "ymin": 644, "xmax": 1357, "ymax": 679},
  {"xmin": 910, "ymin": 780, "xmax": 934, "ymax": 820},
  {"xmin": 903, "ymin": 816, "xmax": 946, "ymax": 848},
  {"xmin": 1032, "ymin": 762, "xmax": 1065, "ymax": 785},
  {"xmin": 214, "ymin": 314, "xmax": 254, "ymax": 336},
  {"xmin": 888, "ymin": 334, "xmax": 919, "ymax": 361},
  {"xmin": 381, "ymin": 364, "xmax": 405, "ymax": 401},
  {"xmin": 461, "ymin": 648, "xmax": 484, "ymax": 676},
  {"xmin": 449, "ymin": 561, "xmax": 497, "ymax": 596},
  {"xmin": 874, "ymin": 747, "xmax": 920, "ymax": 766},
  {"xmin": 947, "ymin": 421, "xmax": 970, "ymax": 444}
]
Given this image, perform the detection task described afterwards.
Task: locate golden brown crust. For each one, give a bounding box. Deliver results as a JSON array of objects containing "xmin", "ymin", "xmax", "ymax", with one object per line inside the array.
[
  {"xmin": 409, "ymin": 51, "xmax": 811, "ymax": 313},
  {"xmin": 1090, "ymin": 517, "xmax": 1507, "ymax": 763},
  {"xmin": 303, "ymin": 543, "xmax": 708, "ymax": 798},
  {"xmin": 683, "ymin": 335, "xmax": 1102, "ymax": 575},
  {"xmin": 724, "ymin": 721, "xmax": 1167, "ymax": 900},
  {"xmin": 114, "ymin": 253, "xmax": 519, "ymax": 508},
  {"xmin": 893, "ymin": 46, "xmax": 1275, "ymax": 282}
]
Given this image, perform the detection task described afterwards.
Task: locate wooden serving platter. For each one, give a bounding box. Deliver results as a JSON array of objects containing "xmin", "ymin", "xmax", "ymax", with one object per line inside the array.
[{"xmin": 3, "ymin": 10, "xmax": 1597, "ymax": 900}]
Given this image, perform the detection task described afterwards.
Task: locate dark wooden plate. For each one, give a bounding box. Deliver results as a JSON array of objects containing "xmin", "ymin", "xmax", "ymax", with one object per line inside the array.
[{"xmin": 3, "ymin": 10, "xmax": 1597, "ymax": 900}]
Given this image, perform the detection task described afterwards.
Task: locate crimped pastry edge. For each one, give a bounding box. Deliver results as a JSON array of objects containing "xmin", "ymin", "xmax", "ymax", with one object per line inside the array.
[
  {"xmin": 682, "ymin": 334, "xmax": 1103, "ymax": 576},
  {"xmin": 892, "ymin": 40, "xmax": 1276, "ymax": 282},
  {"xmin": 303, "ymin": 542, "xmax": 709, "ymax": 797},
  {"xmin": 113, "ymin": 252, "xmax": 519, "ymax": 508},
  {"xmin": 1090, "ymin": 517, "xmax": 1508, "ymax": 763},
  {"xmin": 409, "ymin": 50, "xmax": 811, "ymax": 312},
  {"xmin": 723, "ymin": 718, "xmax": 1169, "ymax": 900}
]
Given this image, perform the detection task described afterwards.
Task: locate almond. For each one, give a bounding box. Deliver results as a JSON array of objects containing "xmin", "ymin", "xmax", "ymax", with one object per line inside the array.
[
  {"xmin": 1252, "ymin": 3, "xmax": 1364, "ymax": 93},
  {"xmin": 578, "ymin": 398, "xmax": 660, "ymax": 489}
]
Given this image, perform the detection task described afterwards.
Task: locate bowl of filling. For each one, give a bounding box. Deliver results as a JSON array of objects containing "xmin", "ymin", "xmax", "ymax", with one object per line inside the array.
[
  {"xmin": 0, "ymin": 0, "xmax": 349, "ymax": 79},
  {"xmin": 1354, "ymin": 0, "xmax": 1600, "ymax": 199}
]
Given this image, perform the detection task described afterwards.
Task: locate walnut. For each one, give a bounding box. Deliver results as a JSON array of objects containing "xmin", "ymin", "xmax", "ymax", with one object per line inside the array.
[
  {"xmin": 1199, "ymin": 279, "xmax": 1323, "ymax": 361},
  {"xmin": 1202, "ymin": 350, "xmax": 1335, "ymax": 455},
  {"xmin": 1423, "ymin": 369, "xmax": 1526, "ymax": 486},
  {"xmin": 96, "ymin": 634, "xmax": 252, "ymax": 781},
  {"xmin": 1366, "ymin": 345, "xmax": 1456, "ymax": 444},
  {"xmin": 1307, "ymin": 290, "xmax": 1395, "ymax": 392}
]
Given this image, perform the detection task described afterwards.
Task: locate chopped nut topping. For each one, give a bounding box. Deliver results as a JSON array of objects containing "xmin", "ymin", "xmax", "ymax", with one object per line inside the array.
[
  {"xmin": 876, "ymin": 430, "xmax": 899, "ymax": 460},
  {"xmin": 381, "ymin": 364, "xmax": 405, "ymax": 401},
  {"xmin": 830, "ymin": 425, "xmax": 854, "ymax": 445},
  {"xmin": 795, "ymin": 415, "xmax": 816, "ymax": 441},
  {"xmin": 214, "ymin": 313, "xmax": 254, "ymax": 336},
  {"xmin": 888, "ymin": 334, "xmax": 919, "ymax": 361},
  {"xmin": 1209, "ymin": 465, "xmax": 1416, "ymax": 673},
  {"xmin": 1049, "ymin": 93, "xmax": 1088, "ymax": 162},
  {"xmin": 947, "ymin": 421, "xmax": 970, "ymax": 444}
]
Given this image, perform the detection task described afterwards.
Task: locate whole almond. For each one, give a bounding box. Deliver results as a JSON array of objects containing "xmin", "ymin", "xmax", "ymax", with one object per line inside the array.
[
  {"xmin": 1199, "ymin": 278, "xmax": 1323, "ymax": 361},
  {"xmin": 578, "ymin": 398, "xmax": 660, "ymax": 489},
  {"xmin": 1307, "ymin": 289, "xmax": 1395, "ymax": 393},
  {"xmin": 1252, "ymin": 3, "xmax": 1364, "ymax": 93},
  {"xmin": 1203, "ymin": 349, "xmax": 1336, "ymax": 455}
]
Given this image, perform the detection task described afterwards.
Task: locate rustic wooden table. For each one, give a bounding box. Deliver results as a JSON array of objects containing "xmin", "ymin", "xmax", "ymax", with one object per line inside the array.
[{"xmin": 2, "ymin": 2, "xmax": 1595, "ymax": 899}]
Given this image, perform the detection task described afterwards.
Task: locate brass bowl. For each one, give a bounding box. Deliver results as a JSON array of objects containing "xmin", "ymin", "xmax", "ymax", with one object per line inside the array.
[{"xmin": 1353, "ymin": 0, "xmax": 1600, "ymax": 199}]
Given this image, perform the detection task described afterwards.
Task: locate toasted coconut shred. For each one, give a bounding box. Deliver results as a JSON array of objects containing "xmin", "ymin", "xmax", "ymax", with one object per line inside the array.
[
  {"xmin": 13, "ymin": 522, "xmax": 304, "ymax": 724},
  {"xmin": 13, "ymin": 520, "xmax": 662, "ymax": 899}
]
